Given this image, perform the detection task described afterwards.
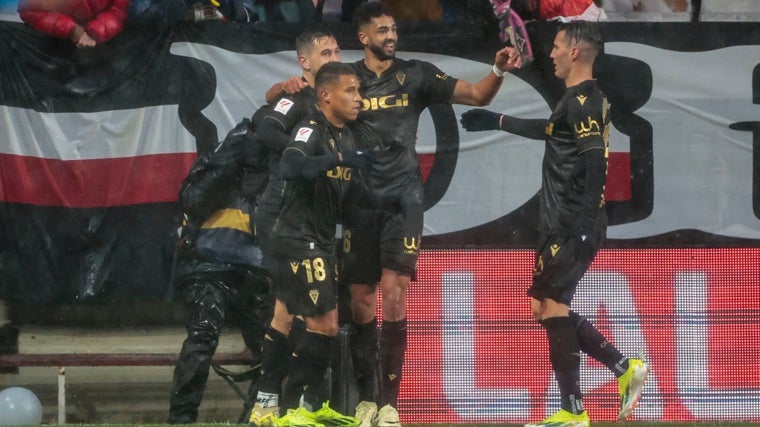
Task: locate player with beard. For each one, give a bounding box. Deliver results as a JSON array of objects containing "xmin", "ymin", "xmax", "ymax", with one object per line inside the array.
[
  {"xmin": 343, "ymin": 3, "xmax": 522, "ymax": 426},
  {"xmin": 264, "ymin": 5, "xmax": 522, "ymax": 425},
  {"xmin": 460, "ymin": 21, "xmax": 649, "ymax": 427}
]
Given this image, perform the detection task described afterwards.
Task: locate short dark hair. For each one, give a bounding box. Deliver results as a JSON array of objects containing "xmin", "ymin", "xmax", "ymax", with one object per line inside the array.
[
  {"xmin": 296, "ymin": 25, "xmax": 336, "ymax": 56},
  {"xmin": 558, "ymin": 21, "xmax": 604, "ymax": 54},
  {"xmin": 315, "ymin": 62, "xmax": 356, "ymax": 90},
  {"xmin": 352, "ymin": 1, "xmax": 394, "ymax": 31}
]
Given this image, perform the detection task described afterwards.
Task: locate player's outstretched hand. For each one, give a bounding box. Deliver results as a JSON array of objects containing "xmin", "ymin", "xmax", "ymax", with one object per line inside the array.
[
  {"xmin": 339, "ymin": 150, "xmax": 373, "ymax": 170},
  {"xmin": 460, "ymin": 109, "xmax": 501, "ymax": 132},
  {"xmin": 494, "ymin": 46, "xmax": 523, "ymax": 73}
]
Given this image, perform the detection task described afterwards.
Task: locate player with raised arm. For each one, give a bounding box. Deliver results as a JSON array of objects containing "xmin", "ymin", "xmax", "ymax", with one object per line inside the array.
[
  {"xmin": 460, "ymin": 21, "xmax": 649, "ymax": 427},
  {"xmin": 264, "ymin": 5, "xmax": 522, "ymax": 424},
  {"xmin": 342, "ymin": 3, "xmax": 523, "ymax": 426}
]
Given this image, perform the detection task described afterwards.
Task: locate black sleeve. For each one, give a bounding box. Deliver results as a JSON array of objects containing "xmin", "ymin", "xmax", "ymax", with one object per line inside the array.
[
  {"xmin": 573, "ymin": 148, "xmax": 606, "ymax": 233},
  {"xmin": 418, "ymin": 60, "xmax": 459, "ymax": 104},
  {"xmin": 279, "ymin": 147, "xmax": 340, "ymax": 180},
  {"xmin": 499, "ymin": 114, "xmax": 547, "ymax": 140},
  {"xmin": 252, "ymin": 117, "xmax": 291, "ymax": 152}
]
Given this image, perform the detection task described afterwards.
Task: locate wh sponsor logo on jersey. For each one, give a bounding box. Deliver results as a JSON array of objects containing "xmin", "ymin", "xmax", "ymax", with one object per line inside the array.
[
  {"xmin": 574, "ymin": 116, "xmax": 601, "ymax": 138},
  {"xmin": 403, "ymin": 234, "xmax": 421, "ymax": 254}
]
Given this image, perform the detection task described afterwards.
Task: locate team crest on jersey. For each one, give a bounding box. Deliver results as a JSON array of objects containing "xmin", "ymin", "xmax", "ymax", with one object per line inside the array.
[
  {"xmin": 309, "ymin": 289, "xmax": 319, "ymax": 305},
  {"xmin": 274, "ymin": 98, "xmax": 295, "ymax": 114},
  {"xmin": 576, "ymin": 94, "xmax": 587, "ymax": 106},
  {"xmin": 436, "ymin": 73, "xmax": 449, "ymax": 81},
  {"xmin": 295, "ymin": 127, "xmax": 314, "ymax": 142},
  {"xmin": 396, "ymin": 72, "xmax": 405, "ymax": 85},
  {"xmin": 550, "ymin": 244, "xmax": 561, "ymax": 257}
]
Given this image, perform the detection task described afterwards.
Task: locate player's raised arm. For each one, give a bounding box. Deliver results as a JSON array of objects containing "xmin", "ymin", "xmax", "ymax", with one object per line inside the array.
[
  {"xmin": 264, "ymin": 76, "xmax": 309, "ymax": 104},
  {"xmin": 452, "ymin": 46, "xmax": 522, "ymax": 106}
]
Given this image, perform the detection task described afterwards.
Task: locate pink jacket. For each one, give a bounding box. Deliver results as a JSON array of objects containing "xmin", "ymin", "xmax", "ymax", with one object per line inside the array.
[{"xmin": 18, "ymin": 0, "xmax": 129, "ymax": 43}]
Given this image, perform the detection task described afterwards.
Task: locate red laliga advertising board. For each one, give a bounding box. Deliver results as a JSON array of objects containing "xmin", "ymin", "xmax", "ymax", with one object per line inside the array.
[{"xmin": 400, "ymin": 249, "xmax": 760, "ymax": 423}]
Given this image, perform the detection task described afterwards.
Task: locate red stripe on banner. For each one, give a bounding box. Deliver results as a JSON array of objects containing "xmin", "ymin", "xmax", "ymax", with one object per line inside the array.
[
  {"xmin": 419, "ymin": 153, "xmax": 434, "ymax": 182},
  {"xmin": 606, "ymin": 152, "xmax": 631, "ymax": 201},
  {"xmin": 0, "ymin": 153, "xmax": 197, "ymax": 207}
]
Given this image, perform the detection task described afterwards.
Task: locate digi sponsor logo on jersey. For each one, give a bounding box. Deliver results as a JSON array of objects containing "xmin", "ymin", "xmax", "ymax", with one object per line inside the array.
[
  {"xmin": 361, "ymin": 94, "xmax": 409, "ymax": 111},
  {"xmin": 326, "ymin": 166, "xmax": 352, "ymax": 181}
]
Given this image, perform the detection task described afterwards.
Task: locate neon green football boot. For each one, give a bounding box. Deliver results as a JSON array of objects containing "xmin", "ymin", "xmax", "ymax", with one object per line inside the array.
[
  {"xmin": 618, "ymin": 357, "xmax": 650, "ymax": 420},
  {"xmin": 310, "ymin": 401, "xmax": 360, "ymax": 427},
  {"xmin": 524, "ymin": 409, "xmax": 590, "ymax": 427}
]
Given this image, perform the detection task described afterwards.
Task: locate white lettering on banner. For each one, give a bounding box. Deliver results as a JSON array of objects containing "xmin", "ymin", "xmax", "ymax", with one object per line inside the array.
[
  {"xmin": 675, "ymin": 272, "xmax": 760, "ymax": 419},
  {"xmin": 169, "ymin": 44, "xmax": 365, "ymax": 140},
  {"xmin": 169, "ymin": 42, "xmax": 760, "ymax": 239},
  {"xmin": 168, "ymin": 43, "xmax": 548, "ymax": 233},
  {"xmin": 441, "ymin": 271, "xmax": 531, "ymax": 420},
  {"xmin": 170, "ymin": 43, "xmax": 291, "ymax": 138},
  {"xmin": 604, "ymin": 44, "xmax": 760, "ymax": 239},
  {"xmin": 542, "ymin": 272, "xmax": 664, "ymax": 418}
]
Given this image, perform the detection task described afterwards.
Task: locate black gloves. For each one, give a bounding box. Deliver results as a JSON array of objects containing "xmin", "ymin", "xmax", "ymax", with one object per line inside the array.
[
  {"xmin": 339, "ymin": 150, "xmax": 373, "ymax": 170},
  {"xmin": 460, "ymin": 108, "xmax": 502, "ymax": 132}
]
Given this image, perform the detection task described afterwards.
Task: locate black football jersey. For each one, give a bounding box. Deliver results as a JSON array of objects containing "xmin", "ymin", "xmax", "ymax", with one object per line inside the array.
[
  {"xmin": 350, "ymin": 58, "xmax": 458, "ymax": 199},
  {"xmin": 263, "ymin": 85, "xmax": 318, "ymax": 176},
  {"xmin": 270, "ymin": 112, "xmax": 356, "ymax": 256},
  {"xmin": 539, "ymin": 79, "xmax": 610, "ymax": 235},
  {"xmin": 255, "ymin": 85, "xmax": 317, "ymax": 230}
]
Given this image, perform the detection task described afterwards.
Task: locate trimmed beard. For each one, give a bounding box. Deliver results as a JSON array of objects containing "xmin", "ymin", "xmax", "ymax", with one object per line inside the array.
[{"xmin": 369, "ymin": 42, "xmax": 394, "ymax": 61}]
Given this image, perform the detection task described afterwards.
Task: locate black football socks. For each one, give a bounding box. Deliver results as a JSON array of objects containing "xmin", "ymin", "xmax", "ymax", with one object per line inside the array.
[{"xmin": 543, "ymin": 316, "xmax": 584, "ymax": 415}]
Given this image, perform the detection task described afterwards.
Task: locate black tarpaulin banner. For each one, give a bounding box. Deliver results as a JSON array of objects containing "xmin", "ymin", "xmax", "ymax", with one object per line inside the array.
[{"xmin": 1, "ymin": 20, "xmax": 758, "ymax": 303}]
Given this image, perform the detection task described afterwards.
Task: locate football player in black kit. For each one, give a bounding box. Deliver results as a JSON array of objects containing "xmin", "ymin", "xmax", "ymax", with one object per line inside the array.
[
  {"xmin": 264, "ymin": 4, "xmax": 522, "ymax": 425},
  {"xmin": 251, "ymin": 62, "xmax": 372, "ymax": 426},
  {"xmin": 248, "ymin": 26, "xmax": 344, "ymax": 426},
  {"xmin": 460, "ymin": 21, "xmax": 649, "ymax": 427},
  {"xmin": 343, "ymin": 4, "xmax": 523, "ymax": 427}
]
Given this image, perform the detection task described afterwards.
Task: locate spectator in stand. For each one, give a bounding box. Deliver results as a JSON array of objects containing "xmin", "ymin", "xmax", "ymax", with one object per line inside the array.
[
  {"xmin": 18, "ymin": 0, "xmax": 129, "ymax": 48},
  {"xmin": 251, "ymin": 0, "xmax": 319, "ymax": 23},
  {"xmin": 512, "ymin": 0, "xmax": 607, "ymax": 21},
  {"xmin": 438, "ymin": 0, "xmax": 495, "ymax": 24},
  {"xmin": 382, "ymin": 0, "xmax": 441, "ymax": 21},
  {"xmin": 602, "ymin": 0, "xmax": 688, "ymax": 13},
  {"xmin": 340, "ymin": 0, "xmax": 365, "ymax": 21},
  {"xmin": 339, "ymin": 0, "xmax": 443, "ymax": 22}
]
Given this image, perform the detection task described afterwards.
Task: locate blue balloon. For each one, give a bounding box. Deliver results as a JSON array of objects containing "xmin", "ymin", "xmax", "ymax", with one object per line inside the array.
[{"xmin": 0, "ymin": 387, "xmax": 43, "ymax": 426}]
